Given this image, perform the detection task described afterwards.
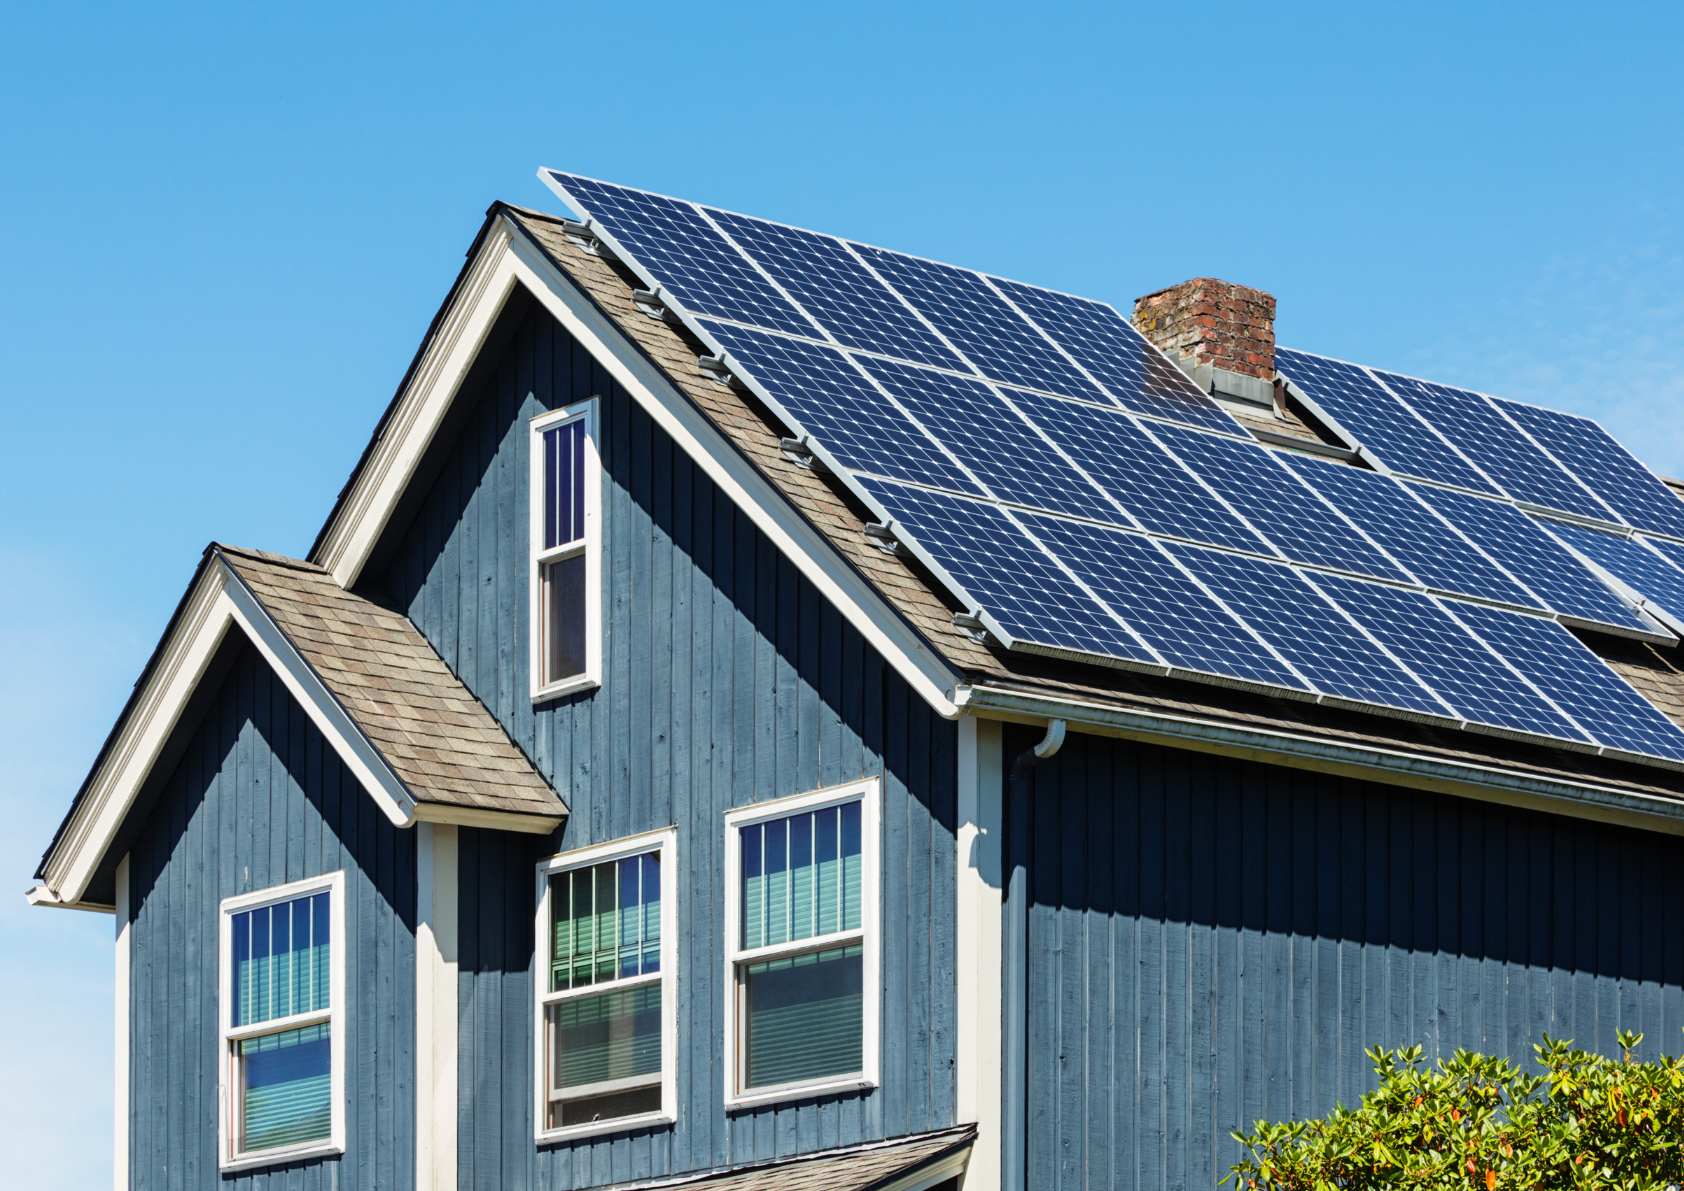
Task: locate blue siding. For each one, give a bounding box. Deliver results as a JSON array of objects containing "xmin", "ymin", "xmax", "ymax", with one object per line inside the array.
[
  {"xmin": 126, "ymin": 640, "xmax": 416, "ymax": 1189},
  {"xmin": 1007, "ymin": 727, "xmax": 1684, "ymax": 1191},
  {"xmin": 375, "ymin": 296, "xmax": 959, "ymax": 1187}
]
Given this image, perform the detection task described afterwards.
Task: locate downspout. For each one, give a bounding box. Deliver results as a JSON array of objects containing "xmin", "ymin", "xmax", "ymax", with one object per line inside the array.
[{"xmin": 1002, "ymin": 719, "xmax": 1065, "ymax": 1191}]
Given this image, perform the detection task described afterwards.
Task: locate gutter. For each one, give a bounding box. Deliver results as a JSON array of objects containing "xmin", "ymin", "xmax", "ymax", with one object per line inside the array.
[{"xmin": 957, "ymin": 684, "xmax": 1684, "ymax": 834}]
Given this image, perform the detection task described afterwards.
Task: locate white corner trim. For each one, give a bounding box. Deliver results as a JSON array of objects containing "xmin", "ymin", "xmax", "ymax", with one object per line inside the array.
[
  {"xmin": 220, "ymin": 568, "xmax": 416, "ymax": 829},
  {"xmin": 113, "ymin": 854, "xmax": 131, "ymax": 1191},
  {"xmin": 416, "ymin": 823, "xmax": 459, "ymax": 1191},
  {"xmin": 955, "ymin": 719, "xmax": 1004, "ymax": 1190},
  {"xmin": 38, "ymin": 559, "xmax": 421, "ymax": 907},
  {"xmin": 310, "ymin": 216, "xmax": 961, "ymax": 717}
]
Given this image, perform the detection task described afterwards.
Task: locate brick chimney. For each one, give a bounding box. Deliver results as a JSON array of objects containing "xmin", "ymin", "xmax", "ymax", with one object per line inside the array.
[{"xmin": 1132, "ymin": 278, "xmax": 1277, "ymax": 402}]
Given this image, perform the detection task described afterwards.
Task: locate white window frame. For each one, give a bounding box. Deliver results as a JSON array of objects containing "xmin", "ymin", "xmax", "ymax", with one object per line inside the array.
[
  {"xmin": 722, "ymin": 778, "xmax": 881, "ymax": 1111},
  {"xmin": 529, "ymin": 400, "xmax": 602, "ymax": 701},
  {"xmin": 532, "ymin": 827, "xmax": 678, "ymax": 1144},
  {"xmin": 217, "ymin": 871, "xmax": 347, "ymax": 1173}
]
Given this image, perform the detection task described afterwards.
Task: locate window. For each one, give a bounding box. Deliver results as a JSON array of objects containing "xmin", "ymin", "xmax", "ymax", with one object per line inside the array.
[
  {"xmin": 534, "ymin": 829, "xmax": 676, "ymax": 1142},
  {"xmin": 530, "ymin": 401, "xmax": 601, "ymax": 699},
  {"xmin": 723, "ymin": 780, "xmax": 879, "ymax": 1108},
  {"xmin": 218, "ymin": 872, "xmax": 345, "ymax": 1171}
]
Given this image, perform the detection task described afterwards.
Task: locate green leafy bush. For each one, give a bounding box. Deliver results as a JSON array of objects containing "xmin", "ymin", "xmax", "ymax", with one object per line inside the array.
[{"xmin": 1227, "ymin": 1032, "xmax": 1684, "ymax": 1190}]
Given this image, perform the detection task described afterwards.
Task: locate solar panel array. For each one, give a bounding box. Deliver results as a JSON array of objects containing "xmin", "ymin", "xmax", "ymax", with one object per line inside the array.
[{"xmin": 541, "ymin": 169, "xmax": 1684, "ymax": 769}]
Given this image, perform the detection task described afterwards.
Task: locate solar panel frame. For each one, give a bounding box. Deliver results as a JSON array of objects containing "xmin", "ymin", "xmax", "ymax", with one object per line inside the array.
[
  {"xmin": 541, "ymin": 171, "xmax": 821, "ymax": 338},
  {"xmin": 1497, "ymin": 397, "xmax": 1684, "ymax": 540},
  {"xmin": 987, "ymin": 277, "xmax": 1244, "ymax": 433},
  {"xmin": 1306, "ymin": 572, "xmax": 1591, "ymax": 748},
  {"xmin": 1442, "ymin": 601, "xmax": 1684, "ymax": 768},
  {"xmin": 1276, "ymin": 348, "xmax": 1500, "ymax": 493},
  {"xmin": 1538, "ymin": 518, "xmax": 1684, "ymax": 637},
  {"xmin": 1409, "ymin": 483, "xmax": 1666, "ymax": 641}
]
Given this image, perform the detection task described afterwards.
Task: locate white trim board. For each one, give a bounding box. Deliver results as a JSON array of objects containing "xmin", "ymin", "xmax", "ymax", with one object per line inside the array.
[
  {"xmin": 308, "ymin": 212, "xmax": 963, "ymax": 718},
  {"xmin": 415, "ymin": 823, "xmax": 459, "ymax": 1190},
  {"xmin": 112, "ymin": 854, "xmax": 131, "ymax": 1191},
  {"xmin": 954, "ymin": 719, "xmax": 1004, "ymax": 1189}
]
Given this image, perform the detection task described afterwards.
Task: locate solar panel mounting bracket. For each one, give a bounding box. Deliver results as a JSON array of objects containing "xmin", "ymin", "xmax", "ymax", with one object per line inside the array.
[
  {"xmin": 778, "ymin": 436, "xmax": 822, "ymax": 470},
  {"xmin": 630, "ymin": 288, "xmax": 669, "ymax": 321},
  {"xmin": 557, "ymin": 218, "xmax": 607, "ymax": 257},
  {"xmin": 952, "ymin": 611, "xmax": 989, "ymax": 643},
  {"xmin": 864, "ymin": 522, "xmax": 900, "ymax": 555},
  {"xmin": 697, "ymin": 354, "xmax": 735, "ymax": 387}
]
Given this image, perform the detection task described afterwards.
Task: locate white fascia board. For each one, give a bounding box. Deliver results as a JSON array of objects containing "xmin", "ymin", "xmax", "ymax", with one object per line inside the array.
[
  {"xmin": 312, "ymin": 215, "xmax": 961, "ymax": 718},
  {"xmin": 38, "ymin": 561, "xmax": 421, "ymax": 907}
]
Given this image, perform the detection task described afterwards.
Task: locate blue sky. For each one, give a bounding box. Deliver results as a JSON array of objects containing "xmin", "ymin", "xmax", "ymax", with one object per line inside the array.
[{"xmin": 3, "ymin": 1, "xmax": 1681, "ymax": 1181}]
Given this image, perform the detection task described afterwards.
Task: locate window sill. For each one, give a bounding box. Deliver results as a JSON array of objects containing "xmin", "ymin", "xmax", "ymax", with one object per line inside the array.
[
  {"xmin": 220, "ymin": 1139, "xmax": 342, "ymax": 1173},
  {"xmin": 531, "ymin": 674, "xmax": 601, "ymax": 704},
  {"xmin": 535, "ymin": 1109, "xmax": 675, "ymax": 1147},
  {"xmin": 725, "ymin": 1075, "xmax": 877, "ymax": 1113}
]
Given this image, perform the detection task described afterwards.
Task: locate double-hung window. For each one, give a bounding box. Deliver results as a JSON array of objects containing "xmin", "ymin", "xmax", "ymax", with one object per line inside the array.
[
  {"xmin": 534, "ymin": 829, "xmax": 676, "ymax": 1141},
  {"xmin": 218, "ymin": 872, "xmax": 344, "ymax": 1171},
  {"xmin": 529, "ymin": 401, "xmax": 601, "ymax": 699},
  {"xmin": 724, "ymin": 780, "xmax": 879, "ymax": 1108}
]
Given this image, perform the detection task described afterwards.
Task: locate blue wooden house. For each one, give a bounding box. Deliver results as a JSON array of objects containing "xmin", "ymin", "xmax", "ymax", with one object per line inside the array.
[{"xmin": 32, "ymin": 172, "xmax": 1684, "ymax": 1191}]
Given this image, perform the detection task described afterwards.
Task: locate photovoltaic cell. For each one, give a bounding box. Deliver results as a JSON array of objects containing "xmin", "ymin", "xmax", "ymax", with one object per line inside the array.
[
  {"xmin": 1410, "ymin": 484, "xmax": 1655, "ymax": 635},
  {"xmin": 1167, "ymin": 544, "xmax": 1450, "ymax": 716},
  {"xmin": 1020, "ymin": 513, "xmax": 1308, "ymax": 690},
  {"xmin": 704, "ymin": 210, "xmax": 966, "ymax": 370},
  {"xmin": 1445, "ymin": 602, "xmax": 1684, "ymax": 763},
  {"xmin": 546, "ymin": 173, "xmax": 817, "ymax": 337},
  {"xmin": 1148, "ymin": 423, "xmax": 1410, "ymax": 581},
  {"xmin": 1285, "ymin": 455, "xmax": 1536, "ymax": 608},
  {"xmin": 1540, "ymin": 520, "xmax": 1684, "ymax": 625},
  {"xmin": 1308, "ymin": 573, "xmax": 1586, "ymax": 742},
  {"xmin": 852, "ymin": 357, "xmax": 1118, "ymax": 522},
  {"xmin": 853, "ymin": 245, "xmax": 1105, "ymax": 401},
  {"xmin": 856, "ymin": 477, "xmax": 1156, "ymax": 662},
  {"xmin": 988, "ymin": 279, "xmax": 1241, "ymax": 433},
  {"xmin": 700, "ymin": 321, "xmax": 979, "ymax": 495},
  {"xmin": 1496, "ymin": 398, "xmax": 1684, "ymax": 539},
  {"xmin": 1012, "ymin": 390, "xmax": 1271, "ymax": 554},
  {"xmin": 1276, "ymin": 349, "xmax": 1497, "ymax": 493},
  {"xmin": 1374, "ymin": 371, "xmax": 1615, "ymax": 521}
]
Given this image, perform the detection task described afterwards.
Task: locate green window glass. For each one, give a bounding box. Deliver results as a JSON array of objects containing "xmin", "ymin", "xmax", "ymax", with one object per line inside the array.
[
  {"xmin": 542, "ymin": 844, "xmax": 668, "ymax": 1133},
  {"xmin": 733, "ymin": 795, "xmax": 868, "ymax": 1096},
  {"xmin": 223, "ymin": 882, "xmax": 337, "ymax": 1164}
]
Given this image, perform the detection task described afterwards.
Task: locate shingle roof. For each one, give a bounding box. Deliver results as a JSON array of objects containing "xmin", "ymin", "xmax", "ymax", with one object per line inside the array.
[
  {"xmin": 601, "ymin": 1125, "xmax": 974, "ymax": 1190},
  {"xmin": 218, "ymin": 545, "xmax": 563, "ymax": 817},
  {"xmin": 503, "ymin": 203, "xmax": 1684, "ymax": 806}
]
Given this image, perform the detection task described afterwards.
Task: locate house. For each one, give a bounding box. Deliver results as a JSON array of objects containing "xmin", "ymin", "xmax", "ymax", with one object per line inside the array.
[{"xmin": 30, "ymin": 169, "xmax": 1684, "ymax": 1191}]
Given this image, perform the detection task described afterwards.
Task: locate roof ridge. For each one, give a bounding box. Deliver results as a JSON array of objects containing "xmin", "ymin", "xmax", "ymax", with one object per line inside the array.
[{"xmin": 212, "ymin": 542, "xmax": 329, "ymax": 574}]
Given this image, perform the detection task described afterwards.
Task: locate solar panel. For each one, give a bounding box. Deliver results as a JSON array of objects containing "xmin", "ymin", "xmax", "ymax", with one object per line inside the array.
[
  {"xmin": 1285, "ymin": 455, "xmax": 1536, "ymax": 607},
  {"xmin": 987, "ymin": 278, "xmax": 1242, "ymax": 433},
  {"xmin": 1276, "ymin": 349, "xmax": 1498, "ymax": 493},
  {"xmin": 1146, "ymin": 423, "xmax": 1410, "ymax": 582},
  {"xmin": 1010, "ymin": 390, "xmax": 1271, "ymax": 554},
  {"xmin": 1540, "ymin": 519, "xmax": 1684, "ymax": 628},
  {"xmin": 852, "ymin": 245, "xmax": 1106, "ymax": 401},
  {"xmin": 857, "ymin": 477, "xmax": 1157, "ymax": 663},
  {"xmin": 1307, "ymin": 573, "xmax": 1587, "ymax": 742},
  {"xmin": 853, "ymin": 356, "xmax": 1119, "ymax": 522},
  {"xmin": 703, "ymin": 209, "xmax": 967, "ymax": 370},
  {"xmin": 544, "ymin": 172, "xmax": 817, "ymax": 338},
  {"xmin": 1373, "ymin": 371, "xmax": 1616, "ymax": 521},
  {"xmin": 1496, "ymin": 398, "xmax": 1684, "ymax": 539},
  {"xmin": 1409, "ymin": 484, "xmax": 1658, "ymax": 636},
  {"xmin": 699, "ymin": 321, "xmax": 980, "ymax": 495},
  {"xmin": 1166, "ymin": 544, "xmax": 1451, "ymax": 717},
  {"xmin": 1444, "ymin": 602, "xmax": 1684, "ymax": 764},
  {"xmin": 1018, "ymin": 513, "xmax": 1308, "ymax": 691}
]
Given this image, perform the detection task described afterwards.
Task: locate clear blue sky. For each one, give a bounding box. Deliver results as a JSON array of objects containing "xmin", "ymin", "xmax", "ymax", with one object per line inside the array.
[{"xmin": 3, "ymin": 1, "xmax": 1681, "ymax": 1181}]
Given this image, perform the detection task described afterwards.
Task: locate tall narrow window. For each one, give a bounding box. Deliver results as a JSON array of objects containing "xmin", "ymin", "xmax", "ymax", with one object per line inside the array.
[
  {"xmin": 219, "ymin": 872, "xmax": 345, "ymax": 1171},
  {"xmin": 724, "ymin": 780, "xmax": 879, "ymax": 1108},
  {"xmin": 530, "ymin": 401, "xmax": 600, "ymax": 699},
  {"xmin": 534, "ymin": 829, "xmax": 676, "ymax": 1142}
]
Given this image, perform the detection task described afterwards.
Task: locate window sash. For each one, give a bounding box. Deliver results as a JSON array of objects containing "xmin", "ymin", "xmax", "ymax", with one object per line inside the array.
[{"xmin": 530, "ymin": 402, "xmax": 599, "ymax": 697}]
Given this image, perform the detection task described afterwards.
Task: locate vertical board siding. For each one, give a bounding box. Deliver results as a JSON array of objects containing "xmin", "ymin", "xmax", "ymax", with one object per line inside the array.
[
  {"xmin": 1008, "ymin": 727, "xmax": 1684, "ymax": 1191},
  {"xmin": 126, "ymin": 642, "xmax": 416, "ymax": 1189},
  {"xmin": 376, "ymin": 298, "xmax": 959, "ymax": 1188}
]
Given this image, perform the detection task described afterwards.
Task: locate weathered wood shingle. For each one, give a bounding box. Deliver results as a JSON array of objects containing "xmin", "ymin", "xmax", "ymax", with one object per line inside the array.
[{"xmin": 218, "ymin": 544, "xmax": 563, "ymax": 816}]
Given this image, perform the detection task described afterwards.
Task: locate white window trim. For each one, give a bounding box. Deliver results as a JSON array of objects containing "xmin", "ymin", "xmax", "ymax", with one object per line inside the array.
[
  {"xmin": 217, "ymin": 871, "xmax": 347, "ymax": 1173},
  {"xmin": 722, "ymin": 779, "xmax": 881, "ymax": 1111},
  {"xmin": 529, "ymin": 400, "xmax": 603, "ymax": 702},
  {"xmin": 532, "ymin": 827, "xmax": 678, "ymax": 1145}
]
